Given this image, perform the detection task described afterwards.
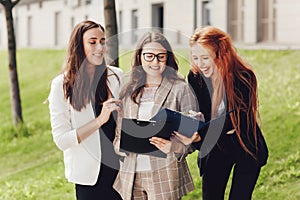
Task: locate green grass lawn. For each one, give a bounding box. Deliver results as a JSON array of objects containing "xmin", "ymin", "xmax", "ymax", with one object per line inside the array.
[{"xmin": 0, "ymin": 49, "xmax": 299, "ymax": 199}]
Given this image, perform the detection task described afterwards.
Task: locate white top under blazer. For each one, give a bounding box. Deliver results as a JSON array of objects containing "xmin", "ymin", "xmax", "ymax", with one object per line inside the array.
[{"xmin": 48, "ymin": 66, "xmax": 123, "ymax": 185}]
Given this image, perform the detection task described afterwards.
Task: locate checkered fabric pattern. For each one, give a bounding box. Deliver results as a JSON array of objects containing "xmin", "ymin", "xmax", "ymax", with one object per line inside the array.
[{"xmin": 113, "ymin": 77, "xmax": 197, "ymax": 200}]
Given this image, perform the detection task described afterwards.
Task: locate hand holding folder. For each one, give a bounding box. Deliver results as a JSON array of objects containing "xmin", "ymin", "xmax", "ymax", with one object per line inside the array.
[
  {"xmin": 150, "ymin": 108, "xmax": 207, "ymax": 138},
  {"xmin": 120, "ymin": 119, "xmax": 174, "ymax": 157},
  {"xmin": 120, "ymin": 108, "xmax": 233, "ymax": 157}
]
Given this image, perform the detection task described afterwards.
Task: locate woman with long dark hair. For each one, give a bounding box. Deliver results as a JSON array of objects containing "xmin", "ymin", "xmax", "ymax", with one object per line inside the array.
[
  {"xmin": 113, "ymin": 31, "xmax": 197, "ymax": 200},
  {"xmin": 48, "ymin": 20, "xmax": 123, "ymax": 199}
]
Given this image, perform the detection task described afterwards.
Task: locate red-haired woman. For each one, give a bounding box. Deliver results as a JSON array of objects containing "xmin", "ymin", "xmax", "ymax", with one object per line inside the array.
[
  {"xmin": 48, "ymin": 20, "xmax": 123, "ymax": 199},
  {"xmin": 184, "ymin": 26, "xmax": 268, "ymax": 200}
]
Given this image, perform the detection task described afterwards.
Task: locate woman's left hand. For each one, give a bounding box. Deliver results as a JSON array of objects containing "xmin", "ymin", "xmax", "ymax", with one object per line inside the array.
[
  {"xmin": 188, "ymin": 110, "xmax": 205, "ymax": 121},
  {"xmin": 173, "ymin": 131, "xmax": 201, "ymax": 145},
  {"xmin": 149, "ymin": 137, "xmax": 172, "ymax": 154}
]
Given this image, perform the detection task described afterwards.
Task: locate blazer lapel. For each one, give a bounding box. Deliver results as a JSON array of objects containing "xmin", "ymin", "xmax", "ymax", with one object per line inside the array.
[
  {"xmin": 124, "ymin": 95, "xmax": 140, "ymax": 119},
  {"xmin": 151, "ymin": 78, "xmax": 173, "ymax": 116},
  {"xmin": 123, "ymin": 78, "xmax": 173, "ymax": 119}
]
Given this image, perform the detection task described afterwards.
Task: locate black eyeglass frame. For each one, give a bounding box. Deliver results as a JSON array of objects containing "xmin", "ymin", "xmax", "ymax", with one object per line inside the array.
[{"xmin": 142, "ymin": 52, "xmax": 168, "ymax": 62}]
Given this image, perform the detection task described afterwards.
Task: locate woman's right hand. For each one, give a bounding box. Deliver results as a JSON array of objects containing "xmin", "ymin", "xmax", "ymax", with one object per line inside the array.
[
  {"xmin": 149, "ymin": 137, "xmax": 173, "ymax": 154},
  {"xmin": 96, "ymin": 98, "xmax": 122, "ymax": 126}
]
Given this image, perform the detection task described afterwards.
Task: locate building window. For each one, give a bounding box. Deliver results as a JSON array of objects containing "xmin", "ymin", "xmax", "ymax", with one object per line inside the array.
[
  {"xmin": 71, "ymin": 17, "xmax": 75, "ymax": 30},
  {"xmin": 39, "ymin": 1, "xmax": 43, "ymax": 8},
  {"xmin": 228, "ymin": 0, "xmax": 244, "ymax": 42},
  {"xmin": 27, "ymin": 16, "xmax": 32, "ymax": 46},
  {"xmin": 131, "ymin": 9, "xmax": 138, "ymax": 44},
  {"xmin": 202, "ymin": 0, "xmax": 211, "ymax": 26},
  {"xmin": 152, "ymin": 4, "xmax": 164, "ymax": 32},
  {"xmin": 67, "ymin": 0, "xmax": 80, "ymax": 7},
  {"xmin": 85, "ymin": 0, "xmax": 92, "ymax": 5},
  {"xmin": 118, "ymin": 11, "xmax": 123, "ymax": 43},
  {"xmin": 0, "ymin": 9, "xmax": 2, "ymax": 46},
  {"xmin": 258, "ymin": 0, "xmax": 276, "ymax": 42},
  {"xmin": 14, "ymin": 17, "xmax": 18, "ymax": 45},
  {"xmin": 54, "ymin": 12, "xmax": 62, "ymax": 46},
  {"xmin": 0, "ymin": 19, "xmax": 2, "ymax": 46}
]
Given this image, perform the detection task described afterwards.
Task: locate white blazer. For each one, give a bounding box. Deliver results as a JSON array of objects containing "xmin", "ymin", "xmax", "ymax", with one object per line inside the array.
[{"xmin": 48, "ymin": 66, "xmax": 123, "ymax": 185}]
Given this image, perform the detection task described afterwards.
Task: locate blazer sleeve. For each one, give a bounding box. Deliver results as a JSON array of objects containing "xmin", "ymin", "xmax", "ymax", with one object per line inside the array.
[
  {"xmin": 48, "ymin": 75, "xmax": 79, "ymax": 151},
  {"xmin": 235, "ymin": 72, "xmax": 268, "ymax": 163},
  {"xmin": 175, "ymin": 81, "xmax": 198, "ymax": 161},
  {"xmin": 178, "ymin": 81, "xmax": 198, "ymax": 112}
]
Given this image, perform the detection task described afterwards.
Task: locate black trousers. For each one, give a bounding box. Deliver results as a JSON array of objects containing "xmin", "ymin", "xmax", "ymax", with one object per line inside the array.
[
  {"xmin": 75, "ymin": 164, "xmax": 121, "ymax": 200},
  {"xmin": 201, "ymin": 142, "xmax": 261, "ymax": 200}
]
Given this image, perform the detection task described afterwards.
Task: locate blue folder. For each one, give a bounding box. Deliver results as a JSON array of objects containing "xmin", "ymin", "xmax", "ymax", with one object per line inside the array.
[
  {"xmin": 151, "ymin": 108, "xmax": 234, "ymax": 137},
  {"xmin": 120, "ymin": 108, "xmax": 233, "ymax": 157},
  {"xmin": 150, "ymin": 108, "xmax": 207, "ymax": 138}
]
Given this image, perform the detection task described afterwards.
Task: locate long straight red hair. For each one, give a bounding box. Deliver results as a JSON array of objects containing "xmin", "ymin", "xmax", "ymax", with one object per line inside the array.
[{"xmin": 190, "ymin": 26, "xmax": 259, "ymax": 159}]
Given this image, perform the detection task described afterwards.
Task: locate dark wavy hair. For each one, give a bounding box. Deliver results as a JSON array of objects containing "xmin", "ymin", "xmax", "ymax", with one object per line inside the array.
[
  {"xmin": 62, "ymin": 20, "xmax": 109, "ymax": 111},
  {"xmin": 120, "ymin": 31, "xmax": 183, "ymax": 103},
  {"xmin": 190, "ymin": 26, "xmax": 259, "ymax": 159}
]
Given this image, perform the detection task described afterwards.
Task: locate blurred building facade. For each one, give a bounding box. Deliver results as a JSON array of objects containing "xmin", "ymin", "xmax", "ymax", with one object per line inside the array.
[
  {"xmin": 0, "ymin": 0, "xmax": 300, "ymax": 49},
  {"xmin": 0, "ymin": 0, "xmax": 104, "ymax": 49}
]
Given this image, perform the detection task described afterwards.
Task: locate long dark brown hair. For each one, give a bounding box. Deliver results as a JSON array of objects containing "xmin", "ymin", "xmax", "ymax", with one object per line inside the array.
[
  {"xmin": 190, "ymin": 26, "xmax": 259, "ymax": 159},
  {"xmin": 120, "ymin": 31, "xmax": 183, "ymax": 103},
  {"xmin": 62, "ymin": 20, "xmax": 109, "ymax": 111}
]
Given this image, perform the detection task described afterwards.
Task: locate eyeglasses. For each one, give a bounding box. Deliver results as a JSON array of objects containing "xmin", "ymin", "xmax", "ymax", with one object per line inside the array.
[{"xmin": 142, "ymin": 53, "xmax": 168, "ymax": 62}]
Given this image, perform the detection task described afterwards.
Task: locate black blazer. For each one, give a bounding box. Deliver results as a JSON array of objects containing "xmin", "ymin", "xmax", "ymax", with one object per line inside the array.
[{"xmin": 188, "ymin": 71, "xmax": 268, "ymax": 175}]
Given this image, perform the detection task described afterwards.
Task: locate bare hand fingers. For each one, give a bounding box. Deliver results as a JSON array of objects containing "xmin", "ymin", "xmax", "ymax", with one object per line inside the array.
[
  {"xmin": 173, "ymin": 131, "xmax": 192, "ymax": 144},
  {"xmin": 150, "ymin": 138, "xmax": 172, "ymax": 154},
  {"xmin": 191, "ymin": 132, "xmax": 201, "ymax": 142},
  {"xmin": 103, "ymin": 98, "xmax": 121, "ymax": 106},
  {"xmin": 188, "ymin": 110, "xmax": 205, "ymax": 121},
  {"xmin": 149, "ymin": 137, "xmax": 171, "ymax": 151},
  {"xmin": 173, "ymin": 131, "xmax": 200, "ymax": 145},
  {"xmin": 149, "ymin": 137, "xmax": 169, "ymax": 145},
  {"xmin": 173, "ymin": 131, "xmax": 189, "ymax": 140},
  {"xmin": 103, "ymin": 98, "xmax": 122, "ymax": 111}
]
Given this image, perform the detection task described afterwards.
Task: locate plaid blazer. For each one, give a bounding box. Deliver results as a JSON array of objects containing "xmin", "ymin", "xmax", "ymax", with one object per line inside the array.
[{"xmin": 113, "ymin": 77, "xmax": 197, "ymax": 200}]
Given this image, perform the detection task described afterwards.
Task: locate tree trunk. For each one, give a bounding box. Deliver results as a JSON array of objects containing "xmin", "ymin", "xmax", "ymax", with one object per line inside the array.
[
  {"xmin": 2, "ymin": 1, "xmax": 23, "ymax": 125},
  {"xmin": 103, "ymin": 0, "xmax": 119, "ymax": 67}
]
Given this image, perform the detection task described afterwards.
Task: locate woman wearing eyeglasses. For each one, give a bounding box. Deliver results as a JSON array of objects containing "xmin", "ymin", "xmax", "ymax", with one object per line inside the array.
[{"xmin": 112, "ymin": 31, "xmax": 198, "ymax": 200}]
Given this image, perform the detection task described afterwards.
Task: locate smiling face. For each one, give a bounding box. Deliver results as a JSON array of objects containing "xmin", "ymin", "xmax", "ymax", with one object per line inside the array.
[
  {"xmin": 83, "ymin": 27, "xmax": 106, "ymax": 66},
  {"xmin": 191, "ymin": 43, "xmax": 217, "ymax": 78},
  {"xmin": 141, "ymin": 42, "xmax": 167, "ymax": 81}
]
